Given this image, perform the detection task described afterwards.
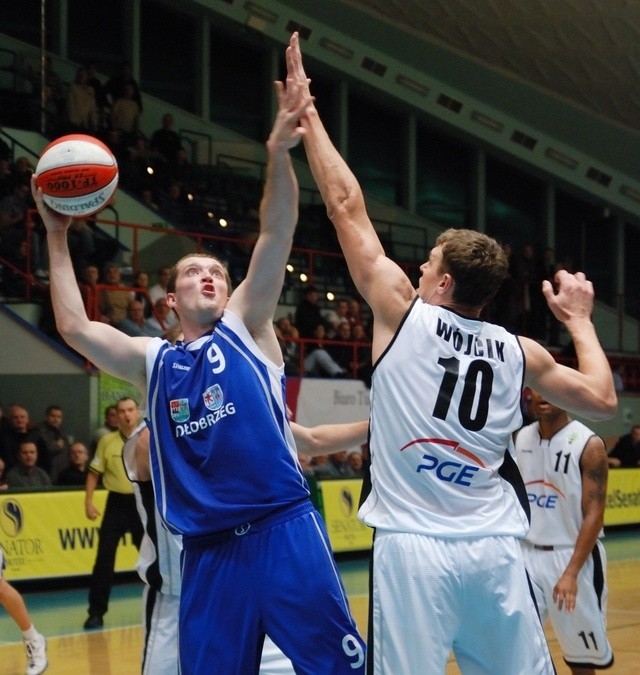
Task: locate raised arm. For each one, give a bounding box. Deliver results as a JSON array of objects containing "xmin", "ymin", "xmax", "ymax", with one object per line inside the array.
[
  {"xmin": 291, "ymin": 420, "xmax": 368, "ymax": 457},
  {"xmin": 288, "ymin": 33, "xmax": 414, "ymax": 355},
  {"xmin": 228, "ymin": 41, "xmax": 312, "ymax": 358},
  {"xmin": 523, "ymin": 270, "xmax": 617, "ymax": 420},
  {"xmin": 31, "ymin": 177, "xmax": 148, "ymax": 388}
]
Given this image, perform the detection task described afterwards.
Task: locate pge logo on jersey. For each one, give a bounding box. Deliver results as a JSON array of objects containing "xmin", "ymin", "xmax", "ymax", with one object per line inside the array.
[
  {"xmin": 526, "ymin": 480, "xmax": 565, "ymax": 509},
  {"xmin": 402, "ymin": 438, "xmax": 483, "ymax": 487}
]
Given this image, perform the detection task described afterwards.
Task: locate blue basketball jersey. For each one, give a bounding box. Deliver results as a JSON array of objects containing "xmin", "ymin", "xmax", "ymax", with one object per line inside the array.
[{"xmin": 145, "ymin": 310, "xmax": 309, "ymax": 536}]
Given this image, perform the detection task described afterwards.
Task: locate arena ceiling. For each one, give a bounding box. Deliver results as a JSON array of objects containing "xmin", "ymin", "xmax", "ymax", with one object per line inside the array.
[{"xmin": 340, "ymin": 0, "xmax": 640, "ymax": 136}]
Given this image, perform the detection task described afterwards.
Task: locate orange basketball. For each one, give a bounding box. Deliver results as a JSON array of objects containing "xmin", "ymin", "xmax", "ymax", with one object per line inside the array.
[{"xmin": 35, "ymin": 134, "xmax": 119, "ymax": 217}]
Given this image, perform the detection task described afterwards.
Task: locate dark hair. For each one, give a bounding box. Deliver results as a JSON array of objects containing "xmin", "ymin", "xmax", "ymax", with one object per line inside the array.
[{"xmin": 435, "ymin": 228, "xmax": 508, "ymax": 308}]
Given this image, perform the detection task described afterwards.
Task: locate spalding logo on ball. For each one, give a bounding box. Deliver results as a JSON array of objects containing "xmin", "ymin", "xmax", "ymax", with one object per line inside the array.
[{"xmin": 35, "ymin": 134, "xmax": 119, "ymax": 217}]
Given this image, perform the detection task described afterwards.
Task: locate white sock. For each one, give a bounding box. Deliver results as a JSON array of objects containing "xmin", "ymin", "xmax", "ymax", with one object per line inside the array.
[{"xmin": 23, "ymin": 625, "xmax": 38, "ymax": 641}]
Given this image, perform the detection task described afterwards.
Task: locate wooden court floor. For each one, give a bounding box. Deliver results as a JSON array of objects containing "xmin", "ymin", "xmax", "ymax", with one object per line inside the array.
[{"xmin": 1, "ymin": 531, "xmax": 639, "ymax": 674}]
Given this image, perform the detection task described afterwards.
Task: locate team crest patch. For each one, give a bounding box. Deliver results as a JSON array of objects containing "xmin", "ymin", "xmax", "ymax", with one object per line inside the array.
[
  {"xmin": 203, "ymin": 384, "xmax": 224, "ymax": 411},
  {"xmin": 170, "ymin": 398, "xmax": 190, "ymax": 423}
]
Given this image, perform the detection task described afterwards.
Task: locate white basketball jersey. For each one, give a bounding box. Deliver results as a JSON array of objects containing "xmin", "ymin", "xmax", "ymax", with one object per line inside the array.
[
  {"xmin": 123, "ymin": 421, "xmax": 182, "ymax": 596},
  {"xmin": 516, "ymin": 419, "xmax": 603, "ymax": 547},
  {"xmin": 360, "ymin": 299, "xmax": 529, "ymax": 537}
]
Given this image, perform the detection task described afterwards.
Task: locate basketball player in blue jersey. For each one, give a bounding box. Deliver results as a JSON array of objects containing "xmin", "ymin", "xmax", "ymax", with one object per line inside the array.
[
  {"xmin": 33, "ymin": 34, "xmax": 365, "ymax": 675},
  {"xmin": 288, "ymin": 33, "xmax": 617, "ymax": 675},
  {"xmin": 124, "ymin": 417, "xmax": 369, "ymax": 675}
]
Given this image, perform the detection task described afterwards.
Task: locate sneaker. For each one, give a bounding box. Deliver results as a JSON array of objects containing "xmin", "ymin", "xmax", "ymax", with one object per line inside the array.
[
  {"xmin": 24, "ymin": 632, "xmax": 47, "ymax": 675},
  {"xmin": 83, "ymin": 614, "xmax": 103, "ymax": 630}
]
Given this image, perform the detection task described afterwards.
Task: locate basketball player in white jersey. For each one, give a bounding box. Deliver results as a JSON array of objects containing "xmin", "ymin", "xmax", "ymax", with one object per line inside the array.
[
  {"xmin": 123, "ymin": 417, "xmax": 368, "ymax": 675},
  {"xmin": 516, "ymin": 390, "xmax": 613, "ymax": 673},
  {"xmin": 34, "ymin": 35, "xmax": 365, "ymax": 673},
  {"xmin": 288, "ymin": 32, "xmax": 617, "ymax": 674}
]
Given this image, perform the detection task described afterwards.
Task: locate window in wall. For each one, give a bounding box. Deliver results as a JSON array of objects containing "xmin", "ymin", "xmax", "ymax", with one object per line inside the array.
[
  {"xmin": 415, "ymin": 125, "xmax": 471, "ymax": 227},
  {"xmin": 68, "ymin": 1, "xmax": 127, "ymax": 75},
  {"xmin": 347, "ymin": 92, "xmax": 402, "ymax": 206},
  {"xmin": 624, "ymin": 222, "xmax": 640, "ymax": 318},
  {"xmin": 555, "ymin": 190, "xmax": 615, "ymax": 306},
  {"xmin": 485, "ymin": 157, "xmax": 543, "ymax": 251},
  {"xmin": 140, "ymin": 1, "xmax": 196, "ymax": 113},
  {"xmin": 209, "ymin": 29, "xmax": 266, "ymax": 142}
]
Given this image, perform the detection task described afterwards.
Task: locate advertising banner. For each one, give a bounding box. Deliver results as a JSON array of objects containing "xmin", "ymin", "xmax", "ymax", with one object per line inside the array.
[
  {"xmin": 318, "ymin": 479, "xmax": 373, "ymax": 553},
  {"xmin": 604, "ymin": 468, "xmax": 640, "ymax": 526},
  {"xmin": 0, "ymin": 490, "xmax": 138, "ymax": 581}
]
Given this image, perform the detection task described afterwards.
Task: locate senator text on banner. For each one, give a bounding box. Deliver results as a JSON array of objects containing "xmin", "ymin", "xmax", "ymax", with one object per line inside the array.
[{"xmin": 0, "ymin": 489, "xmax": 138, "ymax": 581}]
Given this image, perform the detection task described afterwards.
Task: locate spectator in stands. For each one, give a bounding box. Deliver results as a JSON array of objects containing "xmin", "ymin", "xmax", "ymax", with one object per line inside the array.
[
  {"xmin": 85, "ymin": 62, "xmax": 108, "ymax": 125},
  {"xmin": 295, "ymin": 284, "xmax": 325, "ymax": 339},
  {"xmin": 100, "ymin": 263, "xmax": 133, "ymax": 325},
  {"xmin": 148, "ymin": 265, "xmax": 171, "ymax": 304},
  {"xmin": 346, "ymin": 297, "xmax": 364, "ymax": 328},
  {"xmin": 0, "ymin": 456, "xmax": 8, "ymax": 489},
  {"xmin": 5, "ymin": 440, "xmax": 51, "ymax": 489},
  {"xmin": 12, "ymin": 156, "xmax": 35, "ymax": 183},
  {"xmin": 327, "ymin": 450, "xmax": 355, "ymax": 478},
  {"xmin": 27, "ymin": 56, "xmax": 64, "ymax": 119},
  {"xmin": 146, "ymin": 296, "xmax": 178, "ymax": 334},
  {"xmin": 0, "ymin": 177, "xmax": 44, "ymax": 281},
  {"xmin": 323, "ymin": 298, "xmax": 349, "ymax": 339},
  {"xmin": 132, "ymin": 270, "xmax": 152, "ymax": 317},
  {"xmin": 0, "ymin": 405, "xmax": 41, "ymax": 471},
  {"xmin": 35, "ymin": 404, "xmax": 71, "ymax": 481},
  {"xmin": 103, "ymin": 60, "xmax": 142, "ymax": 113},
  {"xmin": 274, "ymin": 316, "xmax": 300, "ymax": 376},
  {"xmin": 304, "ymin": 324, "xmax": 347, "ymax": 378},
  {"xmin": 158, "ymin": 179, "xmax": 187, "ymax": 225},
  {"xmin": 150, "ymin": 113, "xmax": 182, "ymax": 165},
  {"xmin": 91, "ymin": 405, "xmax": 119, "ymax": 456},
  {"xmin": 67, "ymin": 218, "xmax": 98, "ymax": 279},
  {"xmin": 117, "ymin": 298, "xmax": 163, "ymax": 337},
  {"xmin": 328, "ymin": 321, "xmax": 355, "ymax": 375},
  {"xmin": 608, "ymin": 424, "xmax": 640, "ymax": 468},
  {"xmin": 347, "ymin": 449, "xmax": 365, "ymax": 477},
  {"xmin": 56, "ymin": 441, "xmax": 90, "ymax": 487},
  {"xmin": 310, "ymin": 454, "xmax": 335, "ymax": 480},
  {"xmin": 351, "ymin": 323, "xmax": 373, "ymax": 387},
  {"xmin": 0, "ymin": 156, "xmax": 13, "ymax": 200},
  {"xmin": 110, "ymin": 83, "xmax": 140, "ymax": 146},
  {"xmin": 78, "ymin": 265, "xmax": 105, "ymax": 321},
  {"xmin": 66, "ymin": 66, "xmax": 99, "ymax": 133},
  {"xmin": 101, "ymin": 127, "xmax": 128, "ymax": 167}
]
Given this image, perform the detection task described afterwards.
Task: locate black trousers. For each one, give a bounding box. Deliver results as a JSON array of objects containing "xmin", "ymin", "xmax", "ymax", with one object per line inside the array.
[{"xmin": 87, "ymin": 491, "xmax": 143, "ymax": 617}]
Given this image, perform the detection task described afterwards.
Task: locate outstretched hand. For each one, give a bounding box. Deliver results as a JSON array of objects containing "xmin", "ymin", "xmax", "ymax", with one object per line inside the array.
[
  {"xmin": 30, "ymin": 175, "xmax": 73, "ymax": 233},
  {"xmin": 286, "ymin": 32, "xmax": 313, "ymax": 103},
  {"xmin": 542, "ymin": 270, "xmax": 594, "ymax": 325},
  {"xmin": 267, "ymin": 33, "xmax": 315, "ymax": 152}
]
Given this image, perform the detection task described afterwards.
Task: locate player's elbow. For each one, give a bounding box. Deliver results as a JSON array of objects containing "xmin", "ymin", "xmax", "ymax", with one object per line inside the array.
[{"xmin": 583, "ymin": 395, "xmax": 617, "ymax": 422}]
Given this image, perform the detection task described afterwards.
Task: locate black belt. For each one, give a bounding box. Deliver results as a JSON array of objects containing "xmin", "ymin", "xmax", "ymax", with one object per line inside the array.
[{"xmin": 533, "ymin": 544, "xmax": 554, "ymax": 551}]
